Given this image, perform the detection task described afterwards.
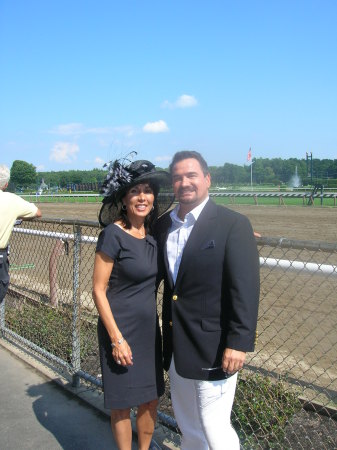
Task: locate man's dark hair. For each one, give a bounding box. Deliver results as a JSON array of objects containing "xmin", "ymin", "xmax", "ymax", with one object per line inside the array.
[{"xmin": 169, "ymin": 151, "xmax": 209, "ymax": 176}]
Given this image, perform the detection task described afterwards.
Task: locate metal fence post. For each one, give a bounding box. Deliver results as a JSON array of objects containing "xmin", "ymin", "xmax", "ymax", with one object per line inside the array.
[
  {"xmin": 0, "ymin": 298, "xmax": 5, "ymax": 337},
  {"xmin": 72, "ymin": 224, "xmax": 81, "ymax": 387}
]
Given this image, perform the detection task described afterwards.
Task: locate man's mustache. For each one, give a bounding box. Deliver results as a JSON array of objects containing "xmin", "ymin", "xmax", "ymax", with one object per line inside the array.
[{"xmin": 177, "ymin": 187, "xmax": 194, "ymax": 195}]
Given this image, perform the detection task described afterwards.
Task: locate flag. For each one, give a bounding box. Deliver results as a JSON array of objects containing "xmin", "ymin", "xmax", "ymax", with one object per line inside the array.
[{"xmin": 247, "ymin": 147, "xmax": 252, "ymax": 162}]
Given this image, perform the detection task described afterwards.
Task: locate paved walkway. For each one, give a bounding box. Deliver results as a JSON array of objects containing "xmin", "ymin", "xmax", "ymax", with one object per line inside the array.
[
  {"xmin": 0, "ymin": 342, "xmax": 178, "ymax": 449},
  {"xmin": 0, "ymin": 344, "xmax": 124, "ymax": 449}
]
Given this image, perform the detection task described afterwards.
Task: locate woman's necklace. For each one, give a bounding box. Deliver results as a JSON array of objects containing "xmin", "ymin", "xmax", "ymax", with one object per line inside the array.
[
  {"xmin": 131, "ymin": 225, "xmax": 145, "ymax": 238},
  {"xmin": 115, "ymin": 221, "xmax": 145, "ymax": 238}
]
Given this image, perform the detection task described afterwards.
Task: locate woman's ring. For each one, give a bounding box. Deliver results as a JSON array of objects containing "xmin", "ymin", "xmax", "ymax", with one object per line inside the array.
[{"xmin": 117, "ymin": 360, "xmax": 121, "ymax": 365}]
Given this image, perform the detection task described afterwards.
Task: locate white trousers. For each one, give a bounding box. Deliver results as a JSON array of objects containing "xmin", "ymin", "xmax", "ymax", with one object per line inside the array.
[{"xmin": 169, "ymin": 359, "xmax": 240, "ymax": 450}]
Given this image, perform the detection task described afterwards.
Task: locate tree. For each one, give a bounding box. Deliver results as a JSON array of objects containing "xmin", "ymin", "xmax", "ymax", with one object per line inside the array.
[
  {"xmin": 32, "ymin": 157, "xmax": 337, "ymax": 190},
  {"xmin": 10, "ymin": 160, "xmax": 37, "ymax": 188},
  {"xmin": 263, "ymin": 166, "xmax": 277, "ymax": 184},
  {"xmin": 223, "ymin": 163, "xmax": 247, "ymax": 184}
]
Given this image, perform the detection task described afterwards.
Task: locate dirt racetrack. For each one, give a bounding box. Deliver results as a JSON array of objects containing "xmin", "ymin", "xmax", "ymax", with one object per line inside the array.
[{"xmin": 39, "ymin": 201, "xmax": 337, "ymax": 243}]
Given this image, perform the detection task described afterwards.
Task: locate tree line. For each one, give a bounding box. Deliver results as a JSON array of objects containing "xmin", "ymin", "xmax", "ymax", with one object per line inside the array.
[
  {"xmin": 210, "ymin": 157, "xmax": 337, "ymax": 186},
  {"xmin": 7, "ymin": 158, "xmax": 337, "ymax": 192}
]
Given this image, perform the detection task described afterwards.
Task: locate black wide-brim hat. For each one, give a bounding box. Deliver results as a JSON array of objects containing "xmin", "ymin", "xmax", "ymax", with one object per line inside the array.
[{"xmin": 99, "ymin": 159, "xmax": 174, "ymax": 227}]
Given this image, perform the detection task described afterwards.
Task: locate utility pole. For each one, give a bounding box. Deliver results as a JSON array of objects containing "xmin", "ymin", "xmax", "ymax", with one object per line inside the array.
[{"xmin": 306, "ymin": 152, "xmax": 313, "ymax": 185}]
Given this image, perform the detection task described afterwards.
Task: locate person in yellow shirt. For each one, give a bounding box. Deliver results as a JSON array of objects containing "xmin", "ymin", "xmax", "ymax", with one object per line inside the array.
[{"xmin": 0, "ymin": 164, "xmax": 42, "ymax": 304}]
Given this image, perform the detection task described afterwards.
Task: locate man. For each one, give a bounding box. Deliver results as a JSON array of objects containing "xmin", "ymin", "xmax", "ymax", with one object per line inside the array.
[
  {"xmin": 0, "ymin": 164, "xmax": 42, "ymax": 304},
  {"xmin": 155, "ymin": 151, "xmax": 260, "ymax": 449}
]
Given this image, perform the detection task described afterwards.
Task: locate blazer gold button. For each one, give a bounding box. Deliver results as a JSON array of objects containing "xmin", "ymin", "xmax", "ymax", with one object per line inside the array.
[
  {"xmin": 172, "ymin": 295, "xmax": 178, "ymax": 301},
  {"xmin": 169, "ymin": 321, "xmax": 173, "ymax": 327}
]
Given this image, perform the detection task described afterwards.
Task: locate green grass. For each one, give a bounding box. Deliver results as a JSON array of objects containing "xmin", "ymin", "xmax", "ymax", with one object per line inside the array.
[
  {"xmin": 233, "ymin": 373, "xmax": 301, "ymax": 448},
  {"xmin": 212, "ymin": 195, "xmax": 337, "ymax": 207},
  {"xmin": 5, "ymin": 301, "xmax": 97, "ymax": 363},
  {"xmin": 22, "ymin": 194, "xmax": 102, "ymax": 203},
  {"xmin": 20, "ymin": 193, "xmax": 337, "ymax": 207}
]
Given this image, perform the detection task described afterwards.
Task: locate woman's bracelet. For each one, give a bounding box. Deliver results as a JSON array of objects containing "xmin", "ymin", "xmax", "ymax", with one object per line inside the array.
[{"xmin": 111, "ymin": 337, "xmax": 124, "ymax": 348}]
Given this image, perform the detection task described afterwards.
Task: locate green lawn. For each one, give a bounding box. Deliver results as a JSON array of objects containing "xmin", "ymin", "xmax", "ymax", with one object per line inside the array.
[
  {"xmin": 21, "ymin": 193, "xmax": 337, "ymax": 207},
  {"xmin": 211, "ymin": 195, "xmax": 336, "ymax": 207}
]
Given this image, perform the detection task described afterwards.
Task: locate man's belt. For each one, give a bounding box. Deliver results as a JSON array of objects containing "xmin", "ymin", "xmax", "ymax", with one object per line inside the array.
[{"xmin": 0, "ymin": 247, "xmax": 8, "ymax": 253}]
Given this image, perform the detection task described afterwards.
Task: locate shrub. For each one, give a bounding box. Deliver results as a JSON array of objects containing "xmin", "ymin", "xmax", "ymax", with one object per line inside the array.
[
  {"xmin": 5, "ymin": 300, "xmax": 97, "ymax": 365},
  {"xmin": 233, "ymin": 373, "xmax": 301, "ymax": 448}
]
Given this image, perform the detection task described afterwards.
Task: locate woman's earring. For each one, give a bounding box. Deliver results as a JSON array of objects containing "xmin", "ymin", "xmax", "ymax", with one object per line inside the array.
[
  {"xmin": 122, "ymin": 204, "xmax": 127, "ymax": 211},
  {"xmin": 151, "ymin": 206, "xmax": 154, "ymax": 211}
]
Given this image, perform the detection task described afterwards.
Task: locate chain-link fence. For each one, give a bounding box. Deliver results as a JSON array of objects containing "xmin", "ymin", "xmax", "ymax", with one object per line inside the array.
[{"xmin": 1, "ymin": 219, "xmax": 336, "ymax": 449}]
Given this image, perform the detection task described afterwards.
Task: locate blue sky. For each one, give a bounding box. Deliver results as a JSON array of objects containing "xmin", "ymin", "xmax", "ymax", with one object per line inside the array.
[{"xmin": 1, "ymin": 1, "xmax": 336, "ymax": 172}]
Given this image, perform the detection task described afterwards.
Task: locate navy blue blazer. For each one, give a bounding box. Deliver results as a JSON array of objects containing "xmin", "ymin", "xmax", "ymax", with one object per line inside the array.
[{"xmin": 155, "ymin": 199, "xmax": 260, "ymax": 381}]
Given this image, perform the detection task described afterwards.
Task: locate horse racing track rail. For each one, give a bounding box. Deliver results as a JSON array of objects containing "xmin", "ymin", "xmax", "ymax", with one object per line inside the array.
[{"xmin": 1, "ymin": 218, "xmax": 336, "ymax": 449}]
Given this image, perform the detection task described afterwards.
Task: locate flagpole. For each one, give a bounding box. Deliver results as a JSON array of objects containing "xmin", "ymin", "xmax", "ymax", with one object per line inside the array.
[
  {"xmin": 251, "ymin": 162, "xmax": 252, "ymax": 188},
  {"xmin": 250, "ymin": 161, "xmax": 255, "ymax": 190},
  {"xmin": 247, "ymin": 147, "xmax": 254, "ymax": 190}
]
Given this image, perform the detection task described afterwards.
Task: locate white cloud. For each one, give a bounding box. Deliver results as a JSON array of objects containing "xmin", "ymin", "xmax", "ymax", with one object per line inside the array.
[
  {"xmin": 94, "ymin": 157, "xmax": 105, "ymax": 165},
  {"xmin": 161, "ymin": 100, "xmax": 171, "ymax": 109},
  {"xmin": 51, "ymin": 123, "xmax": 84, "ymax": 135},
  {"xmin": 97, "ymin": 138, "xmax": 111, "ymax": 148},
  {"xmin": 154, "ymin": 155, "xmax": 172, "ymax": 162},
  {"xmin": 113, "ymin": 125, "xmax": 136, "ymax": 137},
  {"xmin": 161, "ymin": 94, "xmax": 198, "ymax": 109},
  {"xmin": 36, "ymin": 164, "xmax": 45, "ymax": 171},
  {"xmin": 50, "ymin": 123, "xmax": 112, "ymax": 136},
  {"xmin": 176, "ymin": 94, "xmax": 198, "ymax": 108},
  {"xmin": 143, "ymin": 120, "xmax": 169, "ymax": 133},
  {"xmin": 49, "ymin": 142, "xmax": 79, "ymax": 163},
  {"xmin": 87, "ymin": 127, "xmax": 112, "ymax": 134}
]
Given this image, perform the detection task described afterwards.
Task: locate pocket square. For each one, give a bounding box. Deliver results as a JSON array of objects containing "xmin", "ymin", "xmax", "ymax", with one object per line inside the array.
[{"xmin": 201, "ymin": 240, "xmax": 215, "ymax": 249}]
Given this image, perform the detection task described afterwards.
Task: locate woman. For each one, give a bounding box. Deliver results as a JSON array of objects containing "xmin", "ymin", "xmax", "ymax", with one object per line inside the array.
[{"xmin": 92, "ymin": 157, "xmax": 172, "ymax": 450}]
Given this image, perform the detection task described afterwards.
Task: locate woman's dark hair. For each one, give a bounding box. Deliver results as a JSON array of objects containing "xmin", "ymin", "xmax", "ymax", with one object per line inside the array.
[
  {"xmin": 169, "ymin": 150, "xmax": 209, "ymax": 176},
  {"xmin": 116, "ymin": 180, "xmax": 160, "ymax": 234}
]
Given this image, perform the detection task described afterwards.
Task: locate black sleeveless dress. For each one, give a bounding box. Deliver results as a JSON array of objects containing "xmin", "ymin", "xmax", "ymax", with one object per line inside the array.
[{"xmin": 96, "ymin": 224, "xmax": 164, "ymax": 409}]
